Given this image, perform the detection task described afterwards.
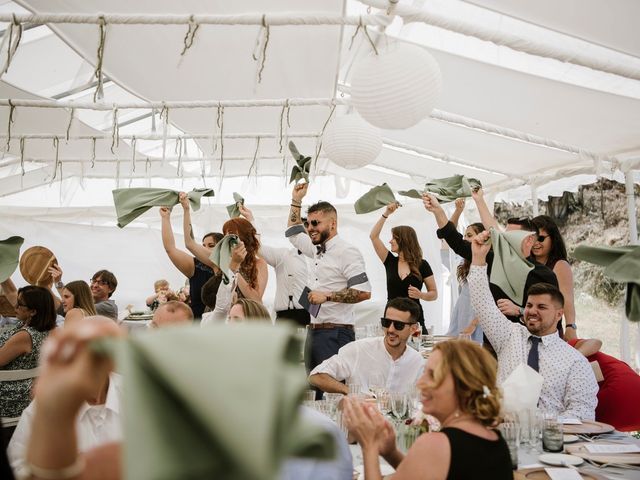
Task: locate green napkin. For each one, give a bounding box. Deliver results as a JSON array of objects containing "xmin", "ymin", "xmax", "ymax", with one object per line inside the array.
[
  {"xmin": 573, "ymin": 245, "xmax": 640, "ymax": 322},
  {"xmin": 226, "ymin": 192, "xmax": 244, "ymax": 218},
  {"xmin": 399, "ymin": 175, "xmax": 482, "ymax": 203},
  {"xmin": 354, "ymin": 183, "xmax": 399, "ymax": 214},
  {"xmin": 489, "ymin": 229, "xmax": 534, "ymax": 306},
  {"xmin": 288, "ymin": 141, "xmax": 311, "ymax": 184},
  {"xmin": 209, "ymin": 234, "xmax": 239, "ymax": 284},
  {"xmin": 0, "ymin": 236, "xmax": 24, "ymax": 283},
  {"xmin": 112, "ymin": 188, "xmax": 215, "ymax": 228},
  {"xmin": 94, "ymin": 324, "xmax": 335, "ymax": 480}
]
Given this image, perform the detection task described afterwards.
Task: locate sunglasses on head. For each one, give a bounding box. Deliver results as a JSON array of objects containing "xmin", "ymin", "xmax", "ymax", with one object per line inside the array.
[{"xmin": 380, "ymin": 317, "xmax": 417, "ymax": 331}]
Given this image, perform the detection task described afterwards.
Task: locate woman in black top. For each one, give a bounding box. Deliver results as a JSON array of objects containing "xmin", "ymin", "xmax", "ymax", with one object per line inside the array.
[
  {"xmin": 344, "ymin": 339, "xmax": 512, "ymax": 480},
  {"xmin": 370, "ymin": 202, "xmax": 437, "ymax": 332}
]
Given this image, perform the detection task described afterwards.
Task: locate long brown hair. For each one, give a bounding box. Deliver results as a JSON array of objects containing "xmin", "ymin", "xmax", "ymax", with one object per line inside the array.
[
  {"xmin": 223, "ymin": 218, "xmax": 261, "ymax": 288},
  {"xmin": 391, "ymin": 225, "xmax": 423, "ymax": 280},
  {"xmin": 64, "ymin": 280, "xmax": 97, "ymax": 316},
  {"xmin": 457, "ymin": 222, "xmax": 485, "ymax": 282}
]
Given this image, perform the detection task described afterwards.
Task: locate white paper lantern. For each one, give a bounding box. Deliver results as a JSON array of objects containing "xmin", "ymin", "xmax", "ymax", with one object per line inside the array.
[
  {"xmin": 322, "ymin": 114, "xmax": 382, "ymax": 169},
  {"xmin": 351, "ymin": 43, "xmax": 442, "ymax": 130}
]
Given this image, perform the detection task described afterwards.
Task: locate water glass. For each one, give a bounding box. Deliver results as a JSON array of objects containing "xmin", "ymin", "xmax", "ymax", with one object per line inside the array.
[
  {"xmin": 542, "ymin": 413, "xmax": 563, "ymax": 452},
  {"xmin": 457, "ymin": 333, "xmax": 472, "ymax": 341},
  {"xmin": 528, "ymin": 410, "xmax": 542, "ymax": 451},
  {"xmin": 499, "ymin": 422, "xmax": 520, "ymax": 469},
  {"xmin": 390, "ymin": 393, "xmax": 408, "ymax": 421},
  {"xmin": 517, "ymin": 410, "xmax": 531, "ymax": 446}
]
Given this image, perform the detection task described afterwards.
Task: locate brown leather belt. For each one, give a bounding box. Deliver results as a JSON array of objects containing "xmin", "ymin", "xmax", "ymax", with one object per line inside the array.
[{"xmin": 308, "ymin": 323, "xmax": 354, "ymax": 330}]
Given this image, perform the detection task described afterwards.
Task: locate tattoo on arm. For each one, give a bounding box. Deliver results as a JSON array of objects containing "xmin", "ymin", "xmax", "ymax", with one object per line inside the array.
[
  {"xmin": 289, "ymin": 206, "xmax": 300, "ymax": 224},
  {"xmin": 329, "ymin": 288, "xmax": 370, "ymax": 304}
]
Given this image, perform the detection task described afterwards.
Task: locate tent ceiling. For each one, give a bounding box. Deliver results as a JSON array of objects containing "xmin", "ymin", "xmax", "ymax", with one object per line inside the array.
[{"xmin": 0, "ymin": 0, "xmax": 637, "ymax": 205}]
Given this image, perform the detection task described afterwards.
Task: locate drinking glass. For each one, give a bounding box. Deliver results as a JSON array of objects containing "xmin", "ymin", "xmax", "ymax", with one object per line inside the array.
[
  {"xmin": 391, "ymin": 393, "xmax": 408, "ymax": 421},
  {"xmin": 528, "ymin": 410, "xmax": 542, "ymax": 451},
  {"xmin": 517, "ymin": 410, "xmax": 531, "ymax": 446},
  {"xmin": 457, "ymin": 333, "xmax": 472, "ymax": 341},
  {"xmin": 542, "ymin": 413, "xmax": 563, "ymax": 452},
  {"xmin": 499, "ymin": 421, "xmax": 520, "ymax": 469}
]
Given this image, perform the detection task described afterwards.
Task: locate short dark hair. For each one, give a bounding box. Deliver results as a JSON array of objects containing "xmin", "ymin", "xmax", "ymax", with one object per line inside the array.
[
  {"xmin": 526, "ymin": 282, "xmax": 564, "ymax": 307},
  {"xmin": 307, "ymin": 201, "xmax": 337, "ymax": 216},
  {"xmin": 384, "ymin": 297, "xmax": 421, "ymax": 323},
  {"xmin": 17, "ymin": 285, "xmax": 57, "ymax": 332},
  {"xmin": 92, "ymin": 270, "xmax": 118, "ymax": 297},
  {"xmin": 507, "ymin": 216, "xmax": 536, "ymax": 232},
  {"xmin": 203, "ymin": 232, "xmax": 224, "ymax": 244}
]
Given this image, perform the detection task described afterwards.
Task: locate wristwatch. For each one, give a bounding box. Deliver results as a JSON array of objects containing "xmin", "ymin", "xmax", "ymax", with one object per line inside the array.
[
  {"xmin": 55, "ymin": 281, "xmax": 64, "ymax": 289},
  {"xmin": 566, "ymin": 323, "xmax": 577, "ymax": 330}
]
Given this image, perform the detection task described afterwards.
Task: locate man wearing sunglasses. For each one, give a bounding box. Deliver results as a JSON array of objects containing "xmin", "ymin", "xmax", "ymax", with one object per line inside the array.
[
  {"xmin": 308, "ymin": 298, "xmax": 424, "ymax": 396},
  {"xmin": 286, "ymin": 183, "xmax": 371, "ymax": 389}
]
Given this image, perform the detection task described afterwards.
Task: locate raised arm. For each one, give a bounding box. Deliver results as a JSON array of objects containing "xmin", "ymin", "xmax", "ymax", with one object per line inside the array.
[
  {"xmin": 449, "ymin": 198, "xmax": 465, "ymax": 228},
  {"xmin": 179, "ymin": 193, "xmax": 216, "ymax": 269},
  {"xmin": 554, "ymin": 260, "xmax": 577, "ymax": 340},
  {"xmin": 471, "ymin": 188, "xmax": 501, "ymax": 230},
  {"xmin": 424, "ymin": 194, "xmax": 473, "ymax": 261},
  {"xmin": 288, "ymin": 183, "xmax": 307, "ymax": 227},
  {"xmin": 369, "ymin": 203, "xmax": 398, "ymax": 262},
  {"xmin": 160, "ymin": 206, "xmax": 195, "ymax": 277},
  {"xmin": 286, "ymin": 183, "xmax": 315, "ymax": 257}
]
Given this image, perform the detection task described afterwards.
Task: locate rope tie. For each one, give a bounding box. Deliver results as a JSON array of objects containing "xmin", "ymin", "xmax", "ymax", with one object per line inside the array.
[
  {"xmin": 131, "ymin": 136, "xmax": 136, "ymax": 172},
  {"xmin": 348, "ymin": 16, "xmax": 362, "ymax": 50},
  {"xmin": 66, "ymin": 108, "xmax": 75, "ymax": 141},
  {"xmin": 50, "ymin": 136, "xmax": 60, "ymax": 184},
  {"xmin": 110, "ymin": 106, "xmax": 119, "ymax": 153},
  {"xmin": 314, "ymin": 102, "xmax": 336, "ymax": 169},
  {"xmin": 5, "ymin": 99, "xmax": 15, "ymax": 151},
  {"xmin": 93, "ymin": 16, "xmax": 107, "ymax": 101},
  {"xmin": 19, "ymin": 136, "xmax": 24, "ymax": 176},
  {"xmin": 160, "ymin": 104, "xmax": 169, "ymax": 164},
  {"xmin": 180, "ymin": 15, "xmax": 200, "ymax": 56},
  {"xmin": 248, "ymin": 136, "xmax": 260, "ymax": 177},
  {"xmin": 151, "ymin": 107, "xmax": 157, "ymax": 133},
  {"xmin": 2, "ymin": 14, "xmax": 23, "ymax": 74},
  {"xmin": 176, "ymin": 136, "xmax": 183, "ymax": 176},
  {"xmin": 91, "ymin": 137, "xmax": 96, "ymax": 168},
  {"xmin": 216, "ymin": 103, "xmax": 225, "ymax": 170},
  {"xmin": 145, "ymin": 157, "xmax": 151, "ymax": 174},
  {"xmin": 252, "ymin": 14, "xmax": 270, "ymax": 84}
]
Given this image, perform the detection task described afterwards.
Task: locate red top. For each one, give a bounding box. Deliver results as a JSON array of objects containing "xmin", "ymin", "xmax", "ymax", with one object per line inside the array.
[{"xmin": 568, "ymin": 338, "xmax": 640, "ymax": 431}]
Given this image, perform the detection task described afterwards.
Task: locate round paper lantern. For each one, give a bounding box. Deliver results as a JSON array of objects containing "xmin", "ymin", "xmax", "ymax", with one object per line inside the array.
[
  {"xmin": 350, "ymin": 43, "xmax": 442, "ymax": 130},
  {"xmin": 322, "ymin": 114, "xmax": 382, "ymax": 169}
]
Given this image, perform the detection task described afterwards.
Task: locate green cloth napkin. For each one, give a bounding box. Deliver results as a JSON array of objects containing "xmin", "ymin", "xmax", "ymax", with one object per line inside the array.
[
  {"xmin": 209, "ymin": 234, "xmax": 239, "ymax": 284},
  {"xmin": 354, "ymin": 183, "xmax": 399, "ymax": 214},
  {"xmin": 399, "ymin": 175, "xmax": 482, "ymax": 203},
  {"xmin": 489, "ymin": 229, "xmax": 534, "ymax": 306},
  {"xmin": 226, "ymin": 192, "xmax": 244, "ymax": 218},
  {"xmin": 112, "ymin": 188, "xmax": 215, "ymax": 228},
  {"xmin": 0, "ymin": 236, "xmax": 24, "ymax": 283},
  {"xmin": 573, "ymin": 245, "xmax": 640, "ymax": 322},
  {"xmin": 288, "ymin": 141, "xmax": 311, "ymax": 184},
  {"xmin": 94, "ymin": 324, "xmax": 335, "ymax": 480}
]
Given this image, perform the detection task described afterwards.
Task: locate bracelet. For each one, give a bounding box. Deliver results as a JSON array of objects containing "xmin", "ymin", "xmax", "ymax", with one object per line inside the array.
[
  {"xmin": 26, "ymin": 456, "xmax": 86, "ymax": 480},
  {"xmin": 290, "ymin": 203, "xmax": 301, "ymax": 208},
  {"xmin": 291, "ymin": 199, "xmax": 301, "ymax": 205},
  {"xmin": 381, "ymin": 214, "xmax": 388, "ymax": 219}
]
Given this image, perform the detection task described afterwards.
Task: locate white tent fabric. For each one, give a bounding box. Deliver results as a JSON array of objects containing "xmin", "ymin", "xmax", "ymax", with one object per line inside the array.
[{"xmin": 0, "ymin": 0, "xmax": 639, "ymax": 330}]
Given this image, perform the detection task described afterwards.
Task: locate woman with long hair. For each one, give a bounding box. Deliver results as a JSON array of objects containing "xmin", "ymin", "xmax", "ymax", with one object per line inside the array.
[
  {"xmin": 532, "ymin": 215, "xmax": 577, "ymax": 340},
  {"xmin": 227, "ymin": 298, "xmax": 271, "ymax": 323},
  {"xmin": 0, "ymin": 285, "xmax": 57, "ymax": 418},
  {"xmin": 446, "ymin": 201, "xmax": 485, "ymax": 341},
  {"xmin": 345, "ymin": 339, "xmax": 512, "ymax": 480},
  {"xmin": 370, "ymin": 203, "xmax": 437, "ymax": 332},
  {"xmin": 60, "ymin": 280, "xmax": 97, "ymax": 328}
]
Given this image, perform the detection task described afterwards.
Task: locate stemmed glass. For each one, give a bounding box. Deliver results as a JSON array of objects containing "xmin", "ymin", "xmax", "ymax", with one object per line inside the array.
[{"xmin": 390, "ymin": 392, "xmax": 408, "ymax": 426}]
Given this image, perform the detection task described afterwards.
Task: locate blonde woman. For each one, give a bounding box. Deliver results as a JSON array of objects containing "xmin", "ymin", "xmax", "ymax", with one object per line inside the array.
[
  {"xmin": 228, "ymin": 298, "xmax": 271, "ymax": 323},
  {"xmin": 345, "ymin": 340, "xmax": 512, "ymax": 480},
  {"xmin": 60, "ymin": 281, "xmax": 97, "ymax": 328}
]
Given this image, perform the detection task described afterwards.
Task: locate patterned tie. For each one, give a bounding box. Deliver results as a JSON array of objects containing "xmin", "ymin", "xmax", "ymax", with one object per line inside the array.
[{"xmin": 527, "ymin": 336, "xmax": 541, "ymax": 372}]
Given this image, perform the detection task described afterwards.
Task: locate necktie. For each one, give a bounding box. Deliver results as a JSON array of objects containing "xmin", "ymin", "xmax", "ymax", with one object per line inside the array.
[
  {"xmin": 527, "ymin": 336, "xmax": 541, "ymax": 372},
  {"xmin": 316, "ymin": 244, "xmax": 326, "ymax": 256}
]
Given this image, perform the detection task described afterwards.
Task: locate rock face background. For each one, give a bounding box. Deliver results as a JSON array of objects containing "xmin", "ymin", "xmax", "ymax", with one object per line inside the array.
[{"xmin": 494, "ymin": 178, "xmax": 640, "ymax": 364}]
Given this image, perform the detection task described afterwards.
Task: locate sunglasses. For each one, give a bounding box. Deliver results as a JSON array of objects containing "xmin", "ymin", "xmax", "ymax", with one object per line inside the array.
[
  {"xmin": 380, "ymin": 318, "xmax": 417, "ymax": 331},
  {"xmin": 306, "ymin": 220, "xmax": 322, "ymax": 227},
  {"xmin": 536, "ymin": 234, "xmax": 550, "ymax": 242}
]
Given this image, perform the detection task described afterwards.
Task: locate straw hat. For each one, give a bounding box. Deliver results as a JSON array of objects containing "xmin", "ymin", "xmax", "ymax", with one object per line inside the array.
[{"xmin": 19, "ymin": 246, "xmax": 57, "ymax": 287}]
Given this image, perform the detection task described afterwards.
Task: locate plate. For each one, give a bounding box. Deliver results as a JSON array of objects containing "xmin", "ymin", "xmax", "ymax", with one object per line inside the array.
[
  {"xmin": 564, "ymin": 434, "xmax": 580, "ymax": 444},
  {"xmin": 539, "ymin": 453, "xmax": 584, "ymax": 466},
  {"xmin": 515, "ymin": 467, "xmax": 606, "ymax": 479},
  {"xmin": 19, "ymin": 246, "xmax": 57, "ymax": 287},
  {"xmin": 566, "ymin": 444, "xmax": 640, "ymax": 465},
  {"xmin": 562, "ymin": 420, "xmax": 614, "ymax": 435}
]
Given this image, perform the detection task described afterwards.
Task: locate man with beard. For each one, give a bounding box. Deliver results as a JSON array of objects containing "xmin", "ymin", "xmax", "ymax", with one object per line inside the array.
[
  {"xmin": 286, "ymin": 183, "xmax": 371, "ymax": 383},
  {"xmin": 308, "ymin": 298, "xmax": 424, "ymax": 395},
  {"xmin": 468, "ymin": 230, "xmax": 597, "ymax": 419}
]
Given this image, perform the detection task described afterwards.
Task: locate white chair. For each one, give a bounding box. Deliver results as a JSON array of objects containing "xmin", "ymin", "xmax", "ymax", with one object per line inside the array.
[{"xmin": 0, "ymin": 367, "xmax": 40, "ymax": 427}]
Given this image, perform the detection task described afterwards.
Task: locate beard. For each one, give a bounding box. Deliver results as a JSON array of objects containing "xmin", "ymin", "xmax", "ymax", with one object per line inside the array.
[{"xmin": 311, "ymin": 229, "xmax": 331, "ymax": 245}]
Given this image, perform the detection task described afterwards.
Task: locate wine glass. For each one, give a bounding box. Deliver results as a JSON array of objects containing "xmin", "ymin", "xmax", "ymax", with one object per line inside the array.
[{"xmin": 391, "ymin": 393, "xmax": 408, "ymax": 424}]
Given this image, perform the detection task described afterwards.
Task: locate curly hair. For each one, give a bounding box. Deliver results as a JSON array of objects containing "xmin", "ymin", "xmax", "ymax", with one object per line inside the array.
[
  {"xmin": 421, "ymin": 340, "xmax": 502, "ymax": 427},
  {"xmin": 222, "ymin": 217, "xmax": 261, "ymax": 288},
  {"xmin": 457, "ymin": 222, "xmax": 485, "ymax": 283},
  {"xmin": 391, "ymin": 225, "xmax": 424, "ymax": 281}
]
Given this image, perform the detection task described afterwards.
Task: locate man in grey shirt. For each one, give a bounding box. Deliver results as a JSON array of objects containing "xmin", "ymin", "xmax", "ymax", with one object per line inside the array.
[{"xmin": 90, "ymin": 269, "xmax": 118, "ymax": 321}]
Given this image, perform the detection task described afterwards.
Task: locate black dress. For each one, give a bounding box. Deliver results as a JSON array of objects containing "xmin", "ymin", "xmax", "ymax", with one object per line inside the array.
[
  {"xmin": 441, "ymin": 427, "xmax": 513, "ymax": 480},
  {"xmin": 189, "ymin": 258, "xmax": 214, "ymax": 319},
  {"xmin": 383, "ymin": 252, "xmax": 433, "ymax": 331}
]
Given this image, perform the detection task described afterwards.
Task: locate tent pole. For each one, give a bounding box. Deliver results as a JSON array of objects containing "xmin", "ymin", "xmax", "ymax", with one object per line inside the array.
[
  {"xmin": 531, "ymin": 184, "xmax": 539, "ymax": 216},
  {"xmin": 624, "ymin": 169, "xmax": 638, "ymax": 368}
]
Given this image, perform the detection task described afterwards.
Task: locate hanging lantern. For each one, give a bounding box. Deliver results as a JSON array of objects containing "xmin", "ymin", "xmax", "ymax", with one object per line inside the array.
[
  {"xmin": 350, "ymin": 42, "xmax": 442, "ymax": 130},
  {"xmin": 322, "ymin": 114, "xmax": 382, "ymax": 169}
]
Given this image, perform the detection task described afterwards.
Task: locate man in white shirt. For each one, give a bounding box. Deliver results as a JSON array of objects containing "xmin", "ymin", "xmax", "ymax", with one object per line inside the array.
[
  {"xmin": 286, "ymin": 183, "xmax": 371, "ymax": 383},
  {"xmin": 8, "ymin": 373, "xmax": 123, "ymax": 478},
  {"xmin": 309, "ymin": 298, "xmax": 424, "ymax": 395},
  {"xmin": 468, "ymin": 230, "xmax": 598, "ymax": 420}
]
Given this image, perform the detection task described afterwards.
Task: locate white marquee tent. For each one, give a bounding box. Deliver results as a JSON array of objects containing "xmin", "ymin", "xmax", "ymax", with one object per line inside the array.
[{"xmin": 0, "ymin": 1, "xmax": 639, "ymax": 342}]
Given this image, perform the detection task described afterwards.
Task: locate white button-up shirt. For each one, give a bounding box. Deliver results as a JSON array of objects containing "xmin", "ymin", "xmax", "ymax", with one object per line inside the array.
[
  {"xmin": 260, "ymin": 245, "xmax": 309, "ymax": 312},
  {"xmin": 286, "ymin": 227, "xmax": 371, "ymax": 325},
  {"xmin": 310, "ymin": 337, "xmax": 425, "ymax": 392},
  {"xmin": 8, "ymin": 373, "xmax": 123, "ymax": 478},
  {"xmin": 468, "ymin": 265, "xmax": 598, "ymax": 420}
]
